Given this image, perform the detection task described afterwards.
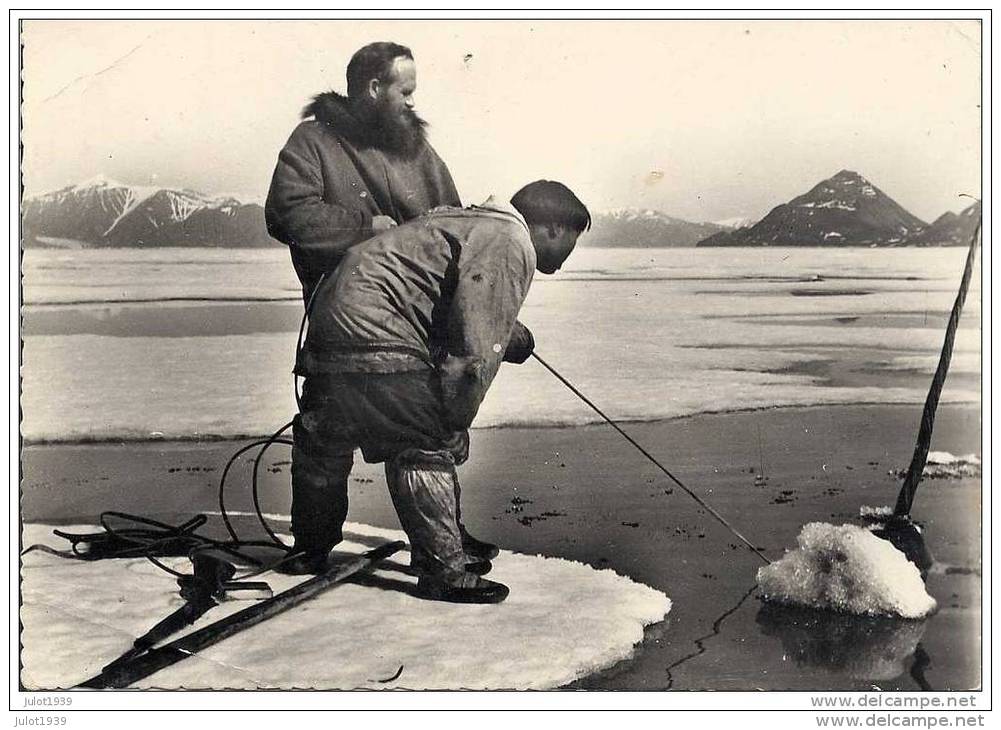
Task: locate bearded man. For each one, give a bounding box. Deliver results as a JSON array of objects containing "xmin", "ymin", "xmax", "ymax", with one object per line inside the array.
[
  {"xmin": 266, "ymin": 41, "xmax": 459, "ymax": 303},
  {"xmin": 266, "ymin": 42, "xmax": 531, "ymax": 573}
]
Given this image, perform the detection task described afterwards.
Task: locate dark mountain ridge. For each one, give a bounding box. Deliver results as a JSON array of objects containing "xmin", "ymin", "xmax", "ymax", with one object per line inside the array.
[
  {"xmin": 698, "ymin": 170, "xmax": 938, "ymax": 247},
  {"xmin": 902, "ymin": 199, "xmax": 981, "ymax": 247}
]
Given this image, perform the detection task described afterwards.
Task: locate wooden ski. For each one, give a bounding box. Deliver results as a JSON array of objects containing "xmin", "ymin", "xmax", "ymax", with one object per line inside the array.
[{"xmin": 78, "ymin": 540, "xmax": 405, "ymax": 689}]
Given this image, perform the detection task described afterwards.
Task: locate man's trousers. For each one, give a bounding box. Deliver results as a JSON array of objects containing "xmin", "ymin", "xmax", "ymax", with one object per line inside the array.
[{"xmin": 290, "ymin": 369, "xmax": 470, "ymax": 574}]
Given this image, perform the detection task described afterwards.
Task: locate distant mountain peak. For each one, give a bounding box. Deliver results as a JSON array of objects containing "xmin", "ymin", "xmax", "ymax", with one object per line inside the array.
[
  {"xmin": 601, "ymin": 207, "xmax": 681, "ymax": 222},
  {"xmin": 831, "ymin": 168, "xmax": 868, "ymax": 182},
  {"xmin": 583, "ymin": 207, "xmax": 728, "ymax": 248},
  {"xmin": 71, "ymin": 173, "xmax": 123, "ymax": 191},
  {"xmin": 698, "ymin": 171, "xmax": 929, "ymax": 248},
  {"xmin": 714, "ymin": 216, "xmax": 757, "ymax": 229},
  {"xmin": 37, "ymin": 175, "xmax": 159, "ymax": 205},
  {"xmin": 23, "ymin": 178, "xmax": 274, "ymax": 249},
  {"xmin": 960, "ymin": 199, "xmax": 981, "ymax": 217},
  {"xmin": 30, "ymin": 178, "xmax": 256, "ymax": 208},
  {"xmin": 905, "ymin": 199, "xmax": 980, "ymax": 246}
]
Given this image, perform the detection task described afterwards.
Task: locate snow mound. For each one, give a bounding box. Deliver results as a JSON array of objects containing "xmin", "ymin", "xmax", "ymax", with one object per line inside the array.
[
  {"xmin": 757, "ymin": 522, "xmax": 936, "ymax": 619},
  {"xmin": 927, "ymin": 451, "xmax": 980, "ymax": 466},
  {"xmin": 20, "ymin": 522, "xmax": 670, "ymax": 690},
  {"xmin": 859, "ymin": 505, "xmax": 893, "ymax": 519},
  {"xmin": 889, "ymin": 452, "xmax": 981, "ymax": 480}
]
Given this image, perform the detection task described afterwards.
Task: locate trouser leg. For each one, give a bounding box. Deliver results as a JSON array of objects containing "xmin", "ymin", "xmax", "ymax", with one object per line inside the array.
[
  {"xmin": 448, "ymin": 433, "xmax": 477, "ymax": 540},
  {"xmin": 384, "ymin": 449, "xmax": 466, "ymax": 575},
  {"xmin": 453, "ymin": 478, "xmax": 464, "ymax": 531},
  {"xmin": 290, "ymin": 414, "xmax": 354, "ymax": 555}
]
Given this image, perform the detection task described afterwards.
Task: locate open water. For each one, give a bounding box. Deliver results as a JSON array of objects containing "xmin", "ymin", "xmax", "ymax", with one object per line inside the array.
[{"xmin": 21, "ymin": 246, "xmax": 980, "ymax": 442}]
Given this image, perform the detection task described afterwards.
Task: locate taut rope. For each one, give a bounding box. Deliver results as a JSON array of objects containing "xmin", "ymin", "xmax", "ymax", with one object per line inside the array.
[{"xmin": 531, "ymin": 352, "xmax": 771, "ymax": 564}]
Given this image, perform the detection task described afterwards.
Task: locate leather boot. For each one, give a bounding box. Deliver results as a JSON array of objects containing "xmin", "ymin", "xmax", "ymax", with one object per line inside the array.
[
  {"xmin": 274, "ymin": 547, "xmax": 333, "ymax": 575},
  {"xmin": 460, "ymin": 527, "xmax": 500, "ymax": 562},
  {"xmin": 413, "ymin": 555, "xmax": 492, "ymax": 576},
  {"xmin": 416, "ymin": 569, "xmax": 510, "ymax": 604}
]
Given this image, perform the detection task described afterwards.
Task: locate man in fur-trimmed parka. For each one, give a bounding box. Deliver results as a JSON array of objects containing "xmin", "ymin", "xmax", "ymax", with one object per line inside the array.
[
  {"xmin": 265, "ymin": 42, "xmax": 460, "ymax": 304},
  {"xmin": 265, "ymin": 42, "xmax": 532, "ymax": 574}
]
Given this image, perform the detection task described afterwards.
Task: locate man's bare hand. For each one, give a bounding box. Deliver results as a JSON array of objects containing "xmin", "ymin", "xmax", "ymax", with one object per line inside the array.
[{"xmin": 372, "ymin": 215, "xmax": 399, "ymax": 232}]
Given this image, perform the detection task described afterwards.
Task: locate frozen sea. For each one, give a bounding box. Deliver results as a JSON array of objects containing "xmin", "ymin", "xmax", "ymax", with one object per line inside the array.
[{"xmin": 21, "ymin": 246, "xmax": 981, "ymax": 442}]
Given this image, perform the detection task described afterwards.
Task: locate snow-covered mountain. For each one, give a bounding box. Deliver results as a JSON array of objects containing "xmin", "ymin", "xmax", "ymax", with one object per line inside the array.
[
  {"xmin": 713, "ymin": 216, "xmax": 757, "ymax": 229},
  {"xmin": 698, "ymin": 170, "xmax": 928, "ymax": 247},
  {"xmin": 583, "ymin": 208, "xmax": 730, "ymax": 248},
  {"xmin": 22, "ymin": 177, "xmax": 273, "ymax": 248},
  {"xmin": 25, "ymin": 173, "xmax": 975, "ymax": 251}
]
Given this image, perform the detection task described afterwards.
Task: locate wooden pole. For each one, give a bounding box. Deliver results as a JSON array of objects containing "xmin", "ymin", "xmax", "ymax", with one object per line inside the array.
[{"xmin": 894, "ymin": 219, "xmax": 981, "ymax": 517}]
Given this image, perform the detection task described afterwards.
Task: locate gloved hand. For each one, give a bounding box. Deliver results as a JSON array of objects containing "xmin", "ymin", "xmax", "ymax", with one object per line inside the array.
[{"xmin": 503, "ymin": 321, "xmax": 535, "ymax": 364}]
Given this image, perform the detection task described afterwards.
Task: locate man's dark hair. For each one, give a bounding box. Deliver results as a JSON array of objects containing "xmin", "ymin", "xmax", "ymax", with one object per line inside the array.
[
  {"xmin": 346, "ymin": 42, "xmax": 414, "ymax": 99},
  {"xmin": 510, "ymin": 181, "xmax": 591, "ymax": 233}
]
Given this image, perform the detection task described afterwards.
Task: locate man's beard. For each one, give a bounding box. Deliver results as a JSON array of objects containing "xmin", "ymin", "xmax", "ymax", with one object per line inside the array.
[{"xmin": 361, "ymin": 99, "xmax": 428, "ymax": 159}]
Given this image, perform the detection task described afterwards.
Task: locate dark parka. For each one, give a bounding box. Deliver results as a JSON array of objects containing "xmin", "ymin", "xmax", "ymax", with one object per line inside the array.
[{"xmin": 265, "ymin": 91, "xmax": 461, "ymax": 303}]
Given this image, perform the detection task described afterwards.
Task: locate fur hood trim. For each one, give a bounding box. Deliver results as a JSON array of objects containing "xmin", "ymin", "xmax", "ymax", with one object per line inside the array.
[
  {"xmin": 301, "ymin": 89, "xmax": 427, "ymax": 158},
  {"xmin": 302, "ymin": 91, "xmax": 364, "ymax": 140}
]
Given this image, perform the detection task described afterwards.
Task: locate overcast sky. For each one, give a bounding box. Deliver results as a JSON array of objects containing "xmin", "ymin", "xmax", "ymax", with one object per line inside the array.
[{"xmin": 21, "ymin": 19, "xmax": 982, "ymax": 222}]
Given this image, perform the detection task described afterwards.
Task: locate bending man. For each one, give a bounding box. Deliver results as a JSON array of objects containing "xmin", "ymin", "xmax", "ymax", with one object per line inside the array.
[{"xmin": 293, "ymin": 181, "xmax": 590, "ymax": 602}]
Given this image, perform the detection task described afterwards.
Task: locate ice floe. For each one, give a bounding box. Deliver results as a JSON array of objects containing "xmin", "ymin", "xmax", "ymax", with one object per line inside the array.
[{"xmin": 21, "ymin": 522, "xmax": 671, "ymax": 690}]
